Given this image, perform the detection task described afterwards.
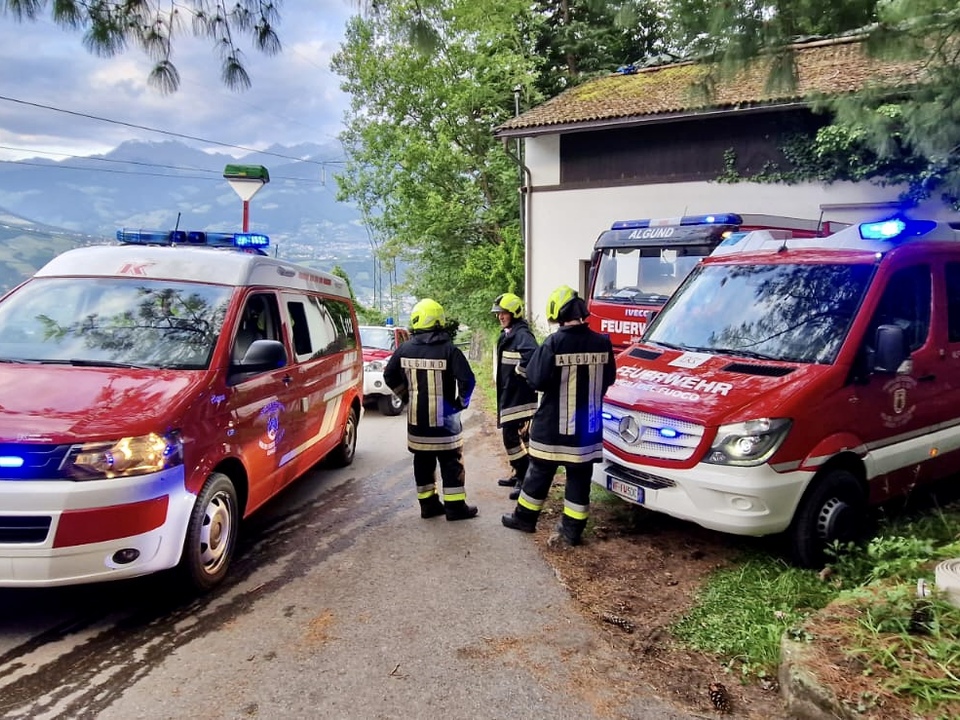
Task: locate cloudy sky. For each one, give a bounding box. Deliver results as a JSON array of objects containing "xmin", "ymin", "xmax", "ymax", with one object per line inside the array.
[{"xmin": 0, "ymin": 2, "xmax": 354, "ymax": 163}]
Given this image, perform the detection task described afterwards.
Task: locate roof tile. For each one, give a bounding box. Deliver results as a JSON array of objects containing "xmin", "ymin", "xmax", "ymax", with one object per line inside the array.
[{"xmin": 497, "ymin": 37, "xmax": 922, "ymax": 134}]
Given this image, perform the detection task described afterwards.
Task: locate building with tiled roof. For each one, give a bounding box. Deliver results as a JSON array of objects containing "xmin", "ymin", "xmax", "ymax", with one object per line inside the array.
[{"xmin": 493, "ymin": 36, "xmax": 949, "ymax": 330}]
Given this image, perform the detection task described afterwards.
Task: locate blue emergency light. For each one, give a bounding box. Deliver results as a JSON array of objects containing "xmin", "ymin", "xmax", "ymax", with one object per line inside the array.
[
  {"xmin": 610, "ymin": 213, "xmax": 742, "ymax": 231},
  {"xmin": 858, "ymin": 218, "xmax": 936, "ymax": 241},
  {"xmin": 117, "ymin": 229, "xmax": 271, "ymax": 250}
]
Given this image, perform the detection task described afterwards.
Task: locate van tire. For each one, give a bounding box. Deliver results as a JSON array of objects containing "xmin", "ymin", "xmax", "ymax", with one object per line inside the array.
[
  {"xmin": 788, "ymin": 469, "xmax": 866, "ymax": 569},
  {"xmin": 378, "ymin": 393, "xmax": 404, "ymax": 416},
  {"xmin": 179, "ymin": 472, "xmax": 239, "ymax": 592},
  {"xmin": 327, "ymin": 406, "xmax": 358, "ymax": 468}
]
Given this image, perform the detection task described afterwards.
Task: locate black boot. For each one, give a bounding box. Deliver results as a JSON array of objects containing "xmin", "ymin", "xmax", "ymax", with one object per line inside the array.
[
  {"xmin": 549, "ymin": 515, "xmax": 586, "ymax": 546},
  {"xmin": 419, "ymin": 495, "xmax": 445, "ymax": 519},
  {"xmin": 497, "ymin": 476, "xmax": 519, "ymax": 487},
  {"xmin": 508, "ymin": 487, "xmax": 521, "ymax": 501},
  {"xmin": 501, "ymin": 505, "xmax": 540, "ymax": 533},
  {"xmin": 445, "ymin": 500, "xmax": 478, "ymax": 521}
]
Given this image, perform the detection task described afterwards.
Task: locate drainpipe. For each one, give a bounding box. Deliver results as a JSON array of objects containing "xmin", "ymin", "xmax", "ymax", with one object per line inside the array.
[{"xmin": 502, "ymin": 138, "xmax": 533, "ymax": 318}]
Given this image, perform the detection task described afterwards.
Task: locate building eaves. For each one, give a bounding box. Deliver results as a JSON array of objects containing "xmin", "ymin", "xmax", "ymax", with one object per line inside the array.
[{"xmin": 495, "ymin": 35, "xmax": 922, "ymax": 139}]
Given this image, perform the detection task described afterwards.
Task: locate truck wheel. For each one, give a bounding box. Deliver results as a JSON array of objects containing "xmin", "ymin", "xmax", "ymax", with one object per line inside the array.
[
  {"xmin": 789, "ymin": 469, "xmax": 866, "ymax": 569},
  {"xmin": 179, "ymin": 472, "xmax": 238, "ymax": 592},
  {"xmin": 326, "ymin": 406, "xmax": 358, "ymax": 468},
  {"xmin": 378, "ymin": 392, "xmax": 404, "ymax": 416}
]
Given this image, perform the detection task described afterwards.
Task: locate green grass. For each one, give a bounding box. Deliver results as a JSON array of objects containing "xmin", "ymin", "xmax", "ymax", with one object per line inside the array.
[{"xmin": 672, "ymin": 501, "xmax": 960, "ymax": 714}]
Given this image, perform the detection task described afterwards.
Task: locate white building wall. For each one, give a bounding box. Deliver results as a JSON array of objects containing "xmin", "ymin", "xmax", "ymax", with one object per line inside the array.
[{"xmin": 521, "ymin": 135, "xmax": 958, "ymax": 333}]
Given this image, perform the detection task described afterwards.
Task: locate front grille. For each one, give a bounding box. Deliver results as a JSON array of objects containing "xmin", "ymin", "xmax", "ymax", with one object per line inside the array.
[
  {"xmin": 603, "ymin": 407, "xmax": 704, "ymax": 462},
  {"xmin": 605, "ymin": 463, "xmax": 675, "ymax": 490},
  {"xmin": 0, "ymin": 443, "xmax": 73, "ymax": 480},
  {"xmin": 0, "ymin": 516, "xmax": 52, "ymax": 543}
]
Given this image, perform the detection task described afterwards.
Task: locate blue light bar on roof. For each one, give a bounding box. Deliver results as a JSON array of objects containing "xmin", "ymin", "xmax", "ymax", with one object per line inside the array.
[
  {"xmin": 610, "ymin": 213, "xmax": 742, "ymax": 231},
  {"xmin": 858, "ymin": 218, "xmax": 937, "ymax": 241},
  {"xmin": 118, "ymin": 229, "xmax": 270, "ymax": 249}
]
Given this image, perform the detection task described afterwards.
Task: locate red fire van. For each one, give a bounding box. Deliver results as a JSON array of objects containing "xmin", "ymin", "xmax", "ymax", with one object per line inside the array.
[
  {"xmin": 0, "ymin": 230, "xmax": 363, "ymax": 590},
  {"xmin": 598, "ymin": 217, "xmax": 960, "ymax": 566}
]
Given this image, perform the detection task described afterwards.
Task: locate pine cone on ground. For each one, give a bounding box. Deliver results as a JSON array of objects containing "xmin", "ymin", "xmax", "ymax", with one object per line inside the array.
[
  {"xmin": 708, "ymin": 682, "xmax": 732, "ymax": 713},
  {"xmin": 599, "ymin": 611, "xmax": 635, "ymax": 633}
]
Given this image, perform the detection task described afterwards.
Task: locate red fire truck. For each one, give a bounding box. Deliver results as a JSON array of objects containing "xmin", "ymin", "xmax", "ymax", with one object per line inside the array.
[{"xmin": 586, "ymin": 213, "xmax": 844, "ymax": 351}]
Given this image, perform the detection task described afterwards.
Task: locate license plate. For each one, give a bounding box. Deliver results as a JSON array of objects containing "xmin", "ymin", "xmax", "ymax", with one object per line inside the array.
[{"xmin": 608, "ymin": 476, "xmax": 644, "ymax": 504}]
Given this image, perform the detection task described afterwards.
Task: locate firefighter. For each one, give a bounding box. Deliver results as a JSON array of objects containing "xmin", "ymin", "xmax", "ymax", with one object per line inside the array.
[
  {"xmin": 501, "ymin": 285, "xmax": 616, "ymax": 545},
  {"xmin": 490, "ymin": 292, "xmax": 539, "ymax": 495},
  {"xmin": 384, "ymin": 298, "xmax": 478, "ymax": 521}
]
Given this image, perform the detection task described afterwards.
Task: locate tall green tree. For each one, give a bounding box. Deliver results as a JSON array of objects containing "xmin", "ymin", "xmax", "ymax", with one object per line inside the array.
[
  {"xmin": 0, "ymin": 0, "xmax": 281, "ymax": 92},
  {"xmin": 331, "ymin": 0, "xmax": 540, "ymax": 328},
  {"xmin": 533, "ymin": 0, "xmax": 666, "ymax": 96},
  {"xmin": 663, "ymin": 0, "xmax": 960, "ymax": 209}
]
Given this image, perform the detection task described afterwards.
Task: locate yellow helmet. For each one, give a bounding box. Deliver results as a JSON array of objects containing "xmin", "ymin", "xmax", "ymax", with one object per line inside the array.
[
  {"xmin": 410, "ymin": 298, "xmax": 446, "ymax": 331},
  {"xmin": 546, "ymin": 285, "xmax": 578, "ymax": 322},
  {"xmin": 491, "ymin": 292, "xmax": 523, "ymax": 318}
]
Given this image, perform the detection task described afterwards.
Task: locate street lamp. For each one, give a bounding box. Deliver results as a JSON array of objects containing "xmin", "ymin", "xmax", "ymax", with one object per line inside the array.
[{"xmin": 223, "ymin": 164, "xmax": 270, "ymax": 232}]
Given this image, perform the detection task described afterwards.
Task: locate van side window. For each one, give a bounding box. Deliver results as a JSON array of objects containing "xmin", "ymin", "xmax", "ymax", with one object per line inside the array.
[
  {"xmin": 866, "ymin": 265, "xmax": 931, "ymax": 353},
  {"xmin": 232, "ymin": 293, "xmax": 280, "ymax": 364},
  {"xmin": 946, "ymin": 263, "xmax": 960, "ymax": 342},
  {"xmin": 286, "ymin": 296, "xmax": 358, "ymax": 362}
]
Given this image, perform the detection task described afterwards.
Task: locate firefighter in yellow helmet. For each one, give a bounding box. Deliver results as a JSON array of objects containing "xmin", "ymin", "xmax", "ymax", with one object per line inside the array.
[
  {"xmin": 501, "ymin": 285, "xmax": 616, "ymax": 545},
  {"xmin": 384, "ymin": 298, "xmax": 478, "ymax": 521},
  {"xmin": 490, "ymin": 293, "xmax": 539, "ymax": 497}
]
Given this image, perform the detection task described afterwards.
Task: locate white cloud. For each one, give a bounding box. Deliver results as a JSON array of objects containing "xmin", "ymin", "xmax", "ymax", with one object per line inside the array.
[{"xmin": 0, "ymin": 3, "xmax": 353, "ymax": 161}]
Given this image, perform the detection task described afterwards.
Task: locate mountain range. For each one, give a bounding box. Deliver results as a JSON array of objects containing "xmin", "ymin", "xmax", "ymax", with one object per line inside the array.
[{"xmin": 0, "ymin": 140, "xmax": 384, "ymax": 303}]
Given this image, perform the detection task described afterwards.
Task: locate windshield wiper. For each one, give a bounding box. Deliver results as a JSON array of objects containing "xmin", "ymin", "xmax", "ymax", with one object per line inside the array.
[
  {"xmin": 709, "ymin": 347, "xmax": 778, "ymax": 361},
  {"xmin": 65, "ymin": 358, "xmax": 155, "ymax": 370},
  {"xmin": 0, "ymin": 357, "xmax": 43, "ymax": 364}
]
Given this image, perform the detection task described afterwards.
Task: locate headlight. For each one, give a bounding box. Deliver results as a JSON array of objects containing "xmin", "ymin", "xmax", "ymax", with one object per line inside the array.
[
  {"xmin": 704, "ymin": 418, "xmax": 791, "ymax": 466},
  {"xmin": 62, "ymin": 432, "xmax": 184, "ymax": 480},
  {"xmin": 365, "ymin": 360, "xmax": 384, "ymax": 373}
]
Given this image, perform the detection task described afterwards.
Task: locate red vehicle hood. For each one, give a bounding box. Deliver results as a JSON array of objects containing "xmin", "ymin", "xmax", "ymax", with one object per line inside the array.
[
  {"xmin": 606, "ymin": 345, "xmax": 833, "ymax": 426},
  {"xmin": 0, "ymin": 365, "xmax": 208, "ymax": 442},
  {"xmin": 362, "ymin": 348, "xmax": 392, "ymax": 363}
]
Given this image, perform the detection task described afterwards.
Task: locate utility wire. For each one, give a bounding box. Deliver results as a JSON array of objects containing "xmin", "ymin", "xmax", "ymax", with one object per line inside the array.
[
  {"xmin": 0, "ymin": 146, "xmax": 326, "ymax": 183},
  {"xmin": 0, "ymin": 94, "xmax": 348, "ymax": 166}
]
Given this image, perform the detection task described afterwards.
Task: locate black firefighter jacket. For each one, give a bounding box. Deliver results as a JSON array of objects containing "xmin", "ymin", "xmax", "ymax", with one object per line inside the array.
[
  {"xmin": 384, "ymin": 329, "xmax": 476, "ymax": 453},
  {"xmin": 495, "ymin": 318, "xmax": 539, "ymax": 427},
  {"xmin": 525, "ymin": 322, "xmax": 616, "ymax": 464}
]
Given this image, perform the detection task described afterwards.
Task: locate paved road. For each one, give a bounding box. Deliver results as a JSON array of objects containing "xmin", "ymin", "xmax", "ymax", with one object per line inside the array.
[{"xmin": 0, "ymin": 409, "xmax": 702, "ymax": 720}]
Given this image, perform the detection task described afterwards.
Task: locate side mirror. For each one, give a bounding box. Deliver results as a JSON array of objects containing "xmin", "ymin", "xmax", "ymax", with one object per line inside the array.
[
  {"xmin": 872, "ymin": 324, "xmax": 908, "ymax": 374},
  {"xmin": 236, "ymin": 339, "xmax": 287, "ymax": 372}
]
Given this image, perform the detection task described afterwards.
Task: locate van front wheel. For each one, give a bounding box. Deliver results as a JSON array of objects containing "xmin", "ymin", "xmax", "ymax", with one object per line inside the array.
[
  {"xmin": 179, "ymin": 472, "xmax": 239, "ymax": 592},
  {"xmin": 788, "ymin": 469, "xmax": 865, "ymax": 569},
  {"xmin": 379, "ymin": 392, "xmax": 404, "ymax": 416}
]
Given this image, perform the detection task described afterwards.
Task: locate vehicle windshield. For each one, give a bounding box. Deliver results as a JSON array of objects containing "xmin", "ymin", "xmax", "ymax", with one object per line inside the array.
[
  {"xmin": 0, "ymin": 277, "xmax": 231, "ymax": 369},
  {"xmin": 646, "ymin": 261, "xmax": 874, "ymax": 364},
  {"xmin": 592, "ymin": 245, "xmax": 714, "ymax": 305},
  {"xmin": 360, "ymin": 326, "xmax": 395, "ymax": 351}
]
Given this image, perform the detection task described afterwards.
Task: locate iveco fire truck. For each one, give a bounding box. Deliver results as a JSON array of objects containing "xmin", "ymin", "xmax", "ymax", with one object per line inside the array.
[{"xmin": 587, "ymin": 213, "xmax": 845, "ymax": 351}]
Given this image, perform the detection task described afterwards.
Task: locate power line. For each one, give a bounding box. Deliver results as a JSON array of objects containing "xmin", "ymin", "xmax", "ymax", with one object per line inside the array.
[
  {"xmin": 0, "ymin": 94, "xmax": 348, "ymax": 166},
  {"xmin": 0, "ymin": 146, "xmax": 327, "ymax": 183}
]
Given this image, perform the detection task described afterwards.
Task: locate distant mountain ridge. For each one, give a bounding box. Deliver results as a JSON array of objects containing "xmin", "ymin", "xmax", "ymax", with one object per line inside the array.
[{"xmin": 0, "ymin": 140, "xmax": 382, "ymax": 300}]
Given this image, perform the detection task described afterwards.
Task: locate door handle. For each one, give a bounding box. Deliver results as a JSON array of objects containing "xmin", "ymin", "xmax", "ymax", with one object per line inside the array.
[
  {"xmin": 917, "ymin": 374, "xmax": 936, "ymax": 383},
  {"xmin": 282, "ymin": 374, "xmax": 293, "ymax": 386}
]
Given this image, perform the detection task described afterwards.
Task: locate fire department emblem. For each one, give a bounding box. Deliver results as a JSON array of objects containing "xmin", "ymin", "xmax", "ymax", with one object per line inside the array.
[
  {"xmin": 881, "ymin": 377, "xmax": 917, "ymax": 428},
  {"xmin": 258, "ymin": 400, "xmax": 286, "ymax": 455}
]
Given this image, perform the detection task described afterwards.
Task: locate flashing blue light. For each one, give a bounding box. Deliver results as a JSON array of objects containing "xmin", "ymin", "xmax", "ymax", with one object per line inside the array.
[
  {"xmin": 859, "ymin": 219, "xmax": 906, "ymax": 239},
  {"xmin": 610, "ymin": 213, "xmax": 742, "ymax": 231},
  {"xmin": 601, "ymin": 411, "xmax": 615, "ymax": 421},
  {"xmin": 385, "ymin": 317, "xmax": 395, "ymax": 326},
  {"xmin": 858, "ymin": 218, "xmax": 937, "ymax": 241},
  {"xmin": 658, "ymin": 427, "xmax": 679, "ymax": 439},
  {"xmin": 234, "ymin": 233, "xmax": 270, "ymax": 248},
  {"xmin": 0, "ymin": 456, "xmax": 24, "ymax": 468},
  {"xmin": 118, "ymin": 229, "xmax": 270, "ymax": 250}
]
